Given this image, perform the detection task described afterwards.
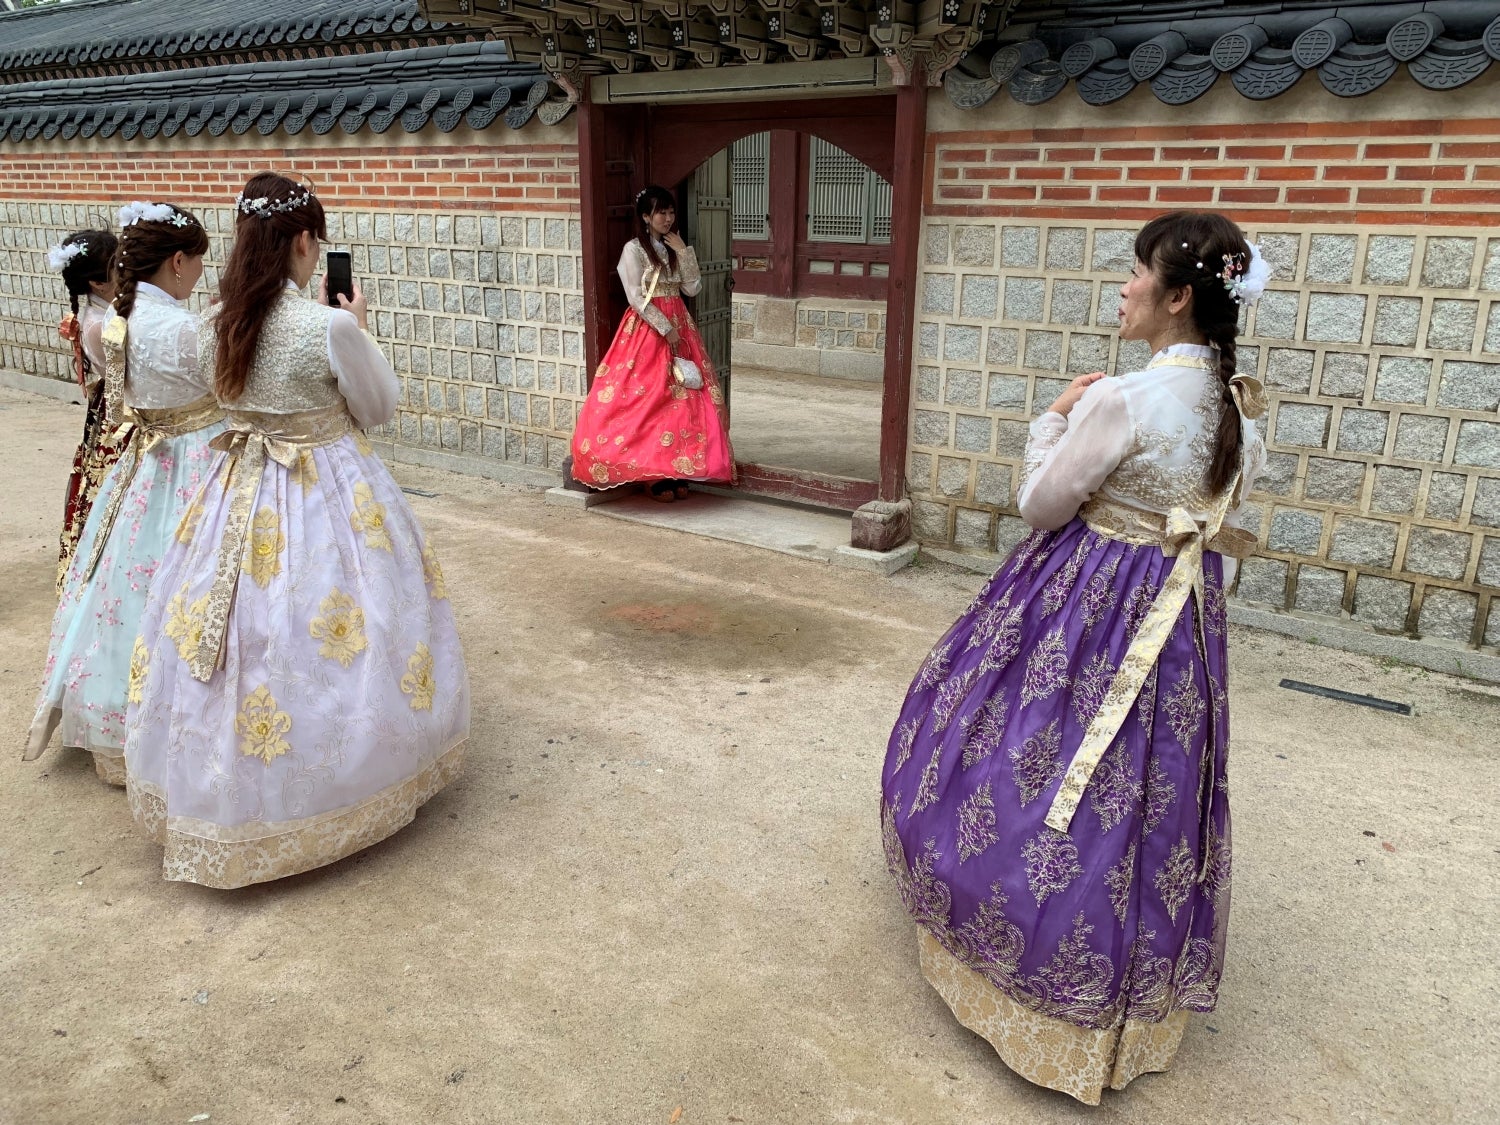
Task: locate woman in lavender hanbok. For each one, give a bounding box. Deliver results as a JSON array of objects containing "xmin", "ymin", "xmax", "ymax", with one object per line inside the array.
[
  {"xmin": 25, "ymin": 203, "xmax": 221, "ymax": 784},
  {"xmin": 881, "ymin": 212, "xmax": 1271, "ymax": 1104},
  {"xmin": 124, "ymin": 173, "xmax": 469, "ymax": 888}
]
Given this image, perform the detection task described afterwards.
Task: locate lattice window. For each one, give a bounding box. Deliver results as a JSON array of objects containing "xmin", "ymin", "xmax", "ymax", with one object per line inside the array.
[
  {"xmin": 731, "ymin": 132, "xmax": 770, "ymax": 240},
  {"xmin": 808, "ymin": 137, "xmax": 892, "ymax": 245}
]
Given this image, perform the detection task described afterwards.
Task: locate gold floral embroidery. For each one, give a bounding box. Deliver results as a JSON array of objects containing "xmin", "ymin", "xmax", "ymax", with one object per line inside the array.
[
  {"xmin": 127, "ymin": 636, "xmax": 149, "ymax": 704},
  {"xmin": 598, "ymin": 384, "xmax": 616, "ymax": 404},
  {"xmin": 235, "ymin": 685, "xmax": 292, "ymax": 764},
  {"xmin": 708, "ymin": 384, "xmax": 724, "ymax": 406},
  {"xmin": 401, "ymin": 643, "xmax": 436, "ymax": 711},
  {"xmin": 594, "ymin": 362, "xmax": 608, "ymax": 379},
  {"xmin": 290, "ymin": 449, "xmax": 320, "ymax": 494},
  {"xmin": 660, "ymin": 431, "xmax": 674, "ymax": 447},
  {"xmin": 164, "ymin": 589, "xmax": 211, "ymax": 663},
  {"xmin": 671, "ymin": 455, "xmax": 695, "ymax": 475},
  {"xmin": 243, "ymin": 506, "xmax": 285, "ymax": 588},
  {"xmin": 349, "ymin": 482, "xmax": 392, "ymax": 551},
  {"xmin": 352, "ymin": 430, "xmax": 374, "ymax": 456},
  {"xmin": 422, "ymin": 542, "xmax": 448, "ymax": 600},
  {"xmin": 308, "ymin": 588, "xmax": 368, "ymax": 668},
  {"xmin": 580, "ymin": 438, "xmax": 592, "ymax": 454},
  {"xmin": 176, "ymin": 495, "xmax": 205, "ymax": 545},
  {"xmin": 590, "ymin": 462, "xmax": 609, "ymax": 484}
]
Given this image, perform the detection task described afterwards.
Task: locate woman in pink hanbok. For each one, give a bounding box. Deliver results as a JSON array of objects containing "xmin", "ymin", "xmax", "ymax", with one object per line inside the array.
[
  {"xmin": 570, "ymin": 184, "xmax": 733, "ymax": 500},
  {"xmin": 124, "ymin": 173, "xmax": 469, "ymax": 888}
]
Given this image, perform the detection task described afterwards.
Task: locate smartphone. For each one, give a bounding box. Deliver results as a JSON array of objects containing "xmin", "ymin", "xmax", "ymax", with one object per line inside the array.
[{"xmin": 325, "ymin": 250, "xmax": 353, "ymax": 307}]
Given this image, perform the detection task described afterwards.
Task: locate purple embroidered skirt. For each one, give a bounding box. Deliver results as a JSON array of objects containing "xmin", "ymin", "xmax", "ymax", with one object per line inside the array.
[{"xmin": 880, "ymin": 516, "xmax": 1232, "ymax": 1104}]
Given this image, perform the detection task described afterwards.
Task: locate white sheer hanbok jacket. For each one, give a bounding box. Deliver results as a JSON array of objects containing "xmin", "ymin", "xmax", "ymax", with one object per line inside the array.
[
  {"xmin": 1018, "ymin": 343, "xmax": 1266, "ymax": 569},
  {"xmin": 617, "ymin": 237, "xmax": 702, "ymax": 338},
  {"xmin": 77, "ymin": 293, "xmax": 111, "ymax": 387},
  {"xmin": 117, "ymin": 282, "xmax": 209, "ymax": 410}
]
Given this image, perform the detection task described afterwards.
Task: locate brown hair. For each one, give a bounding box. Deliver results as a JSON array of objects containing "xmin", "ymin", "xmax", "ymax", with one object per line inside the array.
[
  {"xmin": 58, "ymin": 229, "xmax": 118, "ymax": 383},
  {"xmin": 634, "ymin": 184, "xmax": 678, "ymax": 276},
  {"xmin": 214, "ymin": 171, "xmax": 328, "ymax": 402},
  {"xmin": 1134, "ymin": 211, "xmax": 1252, "ymax": 497},
  {"xmin": 112, "ymin": 207, "xmax": 208, "ymax": 320}
]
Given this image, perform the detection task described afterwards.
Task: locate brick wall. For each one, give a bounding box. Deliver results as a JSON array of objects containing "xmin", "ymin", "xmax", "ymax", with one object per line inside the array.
[
  {"xmin": 0, "ymin": 124, "xmax": 584, "ymax": 484},
  {"xmin": 914, "ymin": 82, "xmax": 1500, "ymax": 652}
]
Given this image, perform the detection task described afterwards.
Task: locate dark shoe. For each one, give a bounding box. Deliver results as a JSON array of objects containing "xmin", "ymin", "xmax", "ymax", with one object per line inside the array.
[
  {"xmin": 672, "ymin": 480, "xmax": 691, "ymax": 499},
  {"xmin": 649, "ymin": 480, "xmax": 677, "ymax": 503}
]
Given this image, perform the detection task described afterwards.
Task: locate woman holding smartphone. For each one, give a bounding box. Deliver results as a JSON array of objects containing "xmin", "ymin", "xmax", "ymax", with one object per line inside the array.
[
  {"xmin": 570, "ymin": 184, "xmax": 733, "ymax": 501},
  {"xmin": 123, "ymin": 172, "xmax": 469, "ymax": 888}
]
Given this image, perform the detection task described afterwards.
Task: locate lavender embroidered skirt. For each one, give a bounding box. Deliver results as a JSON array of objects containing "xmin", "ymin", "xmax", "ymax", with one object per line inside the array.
[{"xmin": 880, "ymin": 517, "xmax": 1232, "ymax": 1104}]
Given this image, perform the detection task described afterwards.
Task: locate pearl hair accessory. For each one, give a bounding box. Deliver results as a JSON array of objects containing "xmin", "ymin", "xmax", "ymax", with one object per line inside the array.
[
  {"xmin": 236, "ymin": 188, "xmax": 314, "ymax": 218},
  {"xmin": 46, "ymin": 241, "xmax": 87, "ymax": 272}
]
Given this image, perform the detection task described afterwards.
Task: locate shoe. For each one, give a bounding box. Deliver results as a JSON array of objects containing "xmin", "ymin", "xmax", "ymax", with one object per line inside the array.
[{"xmin": 649, "ymin": 480, "xmax": 677, "ymax": 503}]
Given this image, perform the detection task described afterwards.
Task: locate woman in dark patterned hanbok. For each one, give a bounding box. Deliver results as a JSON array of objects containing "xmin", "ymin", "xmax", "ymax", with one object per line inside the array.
[
  {"xmin": 49, "ymin": 229, "xmax": 131, "ymax": 594},
  {"xmin": 881, "ymin": 212, "xmax": 1271, "ymax": 1104}
]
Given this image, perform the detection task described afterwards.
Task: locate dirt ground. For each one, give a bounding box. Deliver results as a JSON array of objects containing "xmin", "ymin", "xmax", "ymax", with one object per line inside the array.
[{"xmin": 1, "ymin": 384, "xmax": 1496, "ymax": 1125}]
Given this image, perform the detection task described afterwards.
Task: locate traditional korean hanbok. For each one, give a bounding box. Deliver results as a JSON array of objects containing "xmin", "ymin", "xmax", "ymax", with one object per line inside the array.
[
  {"xmin": 56, "ymin": 294, "xmax": 133, "ymax": 593},
  {"xmin": 27, "ymin": 283, "xmax": 223, "ymax": 783},
  {"xmin": 124, "ymin": 282, "xmax": 468, "ymax": 888},
  {"xmin": 880, "ymin": 343, "xmax": 1266, "ymax": 1104},
  {"xmin": 571, "ymin": 238, "xmax": 733, "ymax": 488}
]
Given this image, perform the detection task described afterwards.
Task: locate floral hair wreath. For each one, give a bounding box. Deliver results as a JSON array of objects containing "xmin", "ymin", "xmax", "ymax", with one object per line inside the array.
[
  {"xmin": 46, "ymin": 241, "xmax": 87, "ymax": 272},
  {"xmin": 1184, "ymin": 239, "xmax": 1272, "ymax": 307},
  {"xmin": 117, "ymin": 201, "xmax": 195, "ymax": 230},
  {"xmin": 236, "ymin": 187, "xmax": 314, "ymax": 218}
]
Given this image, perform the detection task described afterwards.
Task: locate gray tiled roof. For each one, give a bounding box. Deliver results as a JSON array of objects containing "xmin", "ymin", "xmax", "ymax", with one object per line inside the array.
[
  {"xmin": 947, "ymin": 0, "xmax": 1500, "ymax": 108},
  {"xmin": 0, "ymin": 0, "xmax": 442, "ymax": 76},
  {"xmin": 0, "ymin": 0, "xmax": 564, "ymax": 142}
]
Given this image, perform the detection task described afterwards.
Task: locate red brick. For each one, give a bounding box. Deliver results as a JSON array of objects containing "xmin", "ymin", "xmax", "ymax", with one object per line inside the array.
[
  {"xmin": 1438, "ymin": 142, "xmax": 1500, "ymax": 159},
  {"xmin": 987, "ymin": 147, "xmax": 1042, "ymax": 162},
  {"xmin": 1366, "ymin": 143, "xmax": 1433, "ymax": 159},
  {"xmin": 1039, "ymin": 186, "xmax": 1091, "ymax": 201},
  {"xmin": 1395, "ymin": 165, "xmax": 1466, "ymax": 181},
  {"xmin": 1044, "ymin": 147, "xmax": 1097, "ymax": 162},
  {"xmin": 1189, "ymin": 167, "xmax": 1247, "ymax": 181},
  {"xmin": 961, "ymin": 166, "xmax": 1014, "ymax": 180},
  {"xmin": 1098, "ymin": 187, "xmax": 1152, "ymax": 202},
  {"xmin": 1099, "ymin": 147, "xmax": 1157, "ymax": 161},
  {"xmin": 1432, "ymin": 188, "xmax": 1500, "ymax": 206},
  {"xmin": 1070, "ymin": 167, "xmax": 1123, "ymax": 181},
  {"xmin": 1161, "ymin": 145, "xmax": 1220, "ymax": 160},
  {"xmin": 1358, "ymin": 188, "xmax": 1425, "ymax": 205},
  {"xmin": 1286, "ymin": 187, "xmax": 1350, "ymax": 204},
  {"xmin": 1127, "ymin": 166, "xmax": 1184, "ymax": 181},
  {"xmin": 1225, "ymin": 145, "xmax": 1286, "ymax": 160},
  {"xmin": 1218, "ymin": 188, "xmax": 1281, "ymax": 204},
  {"xmin": 1290, "ymin": 144, "xmax": 1360, "ymax": 160},
  {"xmin": 942, "ymin": 147, "xmax": 990, "ymax": 163},
  {"xmin": 1155, "ymin": 186, "xmax": 1215, "ymax": 203}
]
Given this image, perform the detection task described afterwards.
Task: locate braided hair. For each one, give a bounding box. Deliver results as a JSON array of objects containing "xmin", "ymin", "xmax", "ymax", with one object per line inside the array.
[
  {"xmin": 1134, "ymin": 211, "xmax": 1253, "ymax": 497},
  {"xmin": 57, "ymin": 229, "xmax": 117, "ymax": 317},
  {"xmin": 112, "ymin": 205, "xmax": 208, "ymax": 320}
]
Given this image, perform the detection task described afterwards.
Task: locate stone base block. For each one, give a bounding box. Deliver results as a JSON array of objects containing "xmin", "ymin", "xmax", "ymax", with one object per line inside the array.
[
  {"xmin": 545, "ymin": 486, "xmax": 627, "ymax": 510},
  {"xmin": 832, "ymin": 541, "xmax": 920, "ymax": 576},
  {"xmin": 850, "ymin": 499, "xmax": 912, "ymax": 552}
]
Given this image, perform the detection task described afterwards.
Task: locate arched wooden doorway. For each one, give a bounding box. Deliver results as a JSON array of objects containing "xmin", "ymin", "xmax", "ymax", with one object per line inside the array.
[{"xmin": 578, "ymin": 83, "xmax": 926, "ymax": 515}]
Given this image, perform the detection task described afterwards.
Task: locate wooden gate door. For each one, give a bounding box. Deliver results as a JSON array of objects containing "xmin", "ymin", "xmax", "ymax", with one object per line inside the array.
[{"xmin": 681, "ymin": 147, "xmax": 734, "ymax": 416}]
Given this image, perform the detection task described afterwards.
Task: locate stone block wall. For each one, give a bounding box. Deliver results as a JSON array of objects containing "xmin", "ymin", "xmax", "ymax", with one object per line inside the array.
[
  {"xmin": 731, "ymin": 293, "xmax": 886, "ymax": 381},
  {"xmin": 0, "ymin": 127, "xmax": 584, "ymax": 484},
  {"xmin": 914, "ymin": 100, "xmax": 1500, "ymax": 651}
]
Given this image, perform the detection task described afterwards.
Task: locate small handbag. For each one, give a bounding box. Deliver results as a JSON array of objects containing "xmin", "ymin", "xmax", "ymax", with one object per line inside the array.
[{"xmin": 642, "ymin": 264, "xmax": 704, "ymax": 391}]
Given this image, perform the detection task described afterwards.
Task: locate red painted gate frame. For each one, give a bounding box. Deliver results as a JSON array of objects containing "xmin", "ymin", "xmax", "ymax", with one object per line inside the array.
[{"xmin": 577, "ymin": 84, "xmax": 927, "ymax": 510}]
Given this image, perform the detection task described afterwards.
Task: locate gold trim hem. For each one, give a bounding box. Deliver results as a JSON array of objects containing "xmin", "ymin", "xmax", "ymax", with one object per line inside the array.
[
  {"xmin": 127, "ymin": 739, "xmax": 465, "ymax": 889},
  {"xmin": 917, "ymin": 929, "xmax": 1188, "ymax": 1106}
]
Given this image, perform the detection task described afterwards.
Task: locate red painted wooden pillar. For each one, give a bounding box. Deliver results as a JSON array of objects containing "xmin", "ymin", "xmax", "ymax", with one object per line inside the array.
[
  {"xmin": 767, "ymin": 129, "xmax": 799, "ymax": 299},
  {"xmin": 878, "ymin": 78, "xmax": 928, "ymax": 503},
  {"xmin": 577, "ymin": 97, "xmax": 612, "ymax": 388}
]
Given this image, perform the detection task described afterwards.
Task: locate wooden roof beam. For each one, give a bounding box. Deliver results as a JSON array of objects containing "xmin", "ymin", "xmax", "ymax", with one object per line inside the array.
[
  {"xmin": 762, "ymin": 2, "xmax": 822, "ymax": 61},
  {"xmin": 816, "ymin": 1, "xmax": 869, "ymax": 56}
]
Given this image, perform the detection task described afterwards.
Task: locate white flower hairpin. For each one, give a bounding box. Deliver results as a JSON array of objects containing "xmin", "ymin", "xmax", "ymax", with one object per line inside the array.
[
  {"xmin": 1220, "ymin": 242, "xmax": 1272, "ymax": 306},
  {"xmin": 118, "ymin": 201, "xmax": 193, "ymax": 229},
  {"xmin": 47, "ymin": 241, "xmax": 87, "ymax": 271}
]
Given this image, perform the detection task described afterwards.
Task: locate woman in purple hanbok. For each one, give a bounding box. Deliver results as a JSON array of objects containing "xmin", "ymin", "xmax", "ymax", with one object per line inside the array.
[{"xmin": 881, "ymin": 212, "xmax": 1270, "ymax": 1104}]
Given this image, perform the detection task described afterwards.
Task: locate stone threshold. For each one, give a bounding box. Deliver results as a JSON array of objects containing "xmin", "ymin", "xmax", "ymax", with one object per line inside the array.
[{"xmin": 546, "ymin": 486, "xmax": 917, "ymax": 575}]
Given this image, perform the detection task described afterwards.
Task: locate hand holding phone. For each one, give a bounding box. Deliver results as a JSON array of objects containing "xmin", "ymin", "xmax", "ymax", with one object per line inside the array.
[{"xmin": 325, "ymin": 250, "xmax": 353, "ymax": 307}]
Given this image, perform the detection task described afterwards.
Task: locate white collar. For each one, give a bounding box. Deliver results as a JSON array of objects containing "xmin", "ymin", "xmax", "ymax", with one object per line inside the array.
[
  {"xmin": 284, "ymin": 279, "xmax": 300, "ymax": 291},
  {"xmin": 135, "ymin": 281, "xmax": 183, "ymax": 307},
  {"xmin": 86, "ymin": 294, "xmax": 111, "ymax": 311},
  {"xmin": 1154, "ymin": 342, "xmax": 1217, "ymax": 363}
]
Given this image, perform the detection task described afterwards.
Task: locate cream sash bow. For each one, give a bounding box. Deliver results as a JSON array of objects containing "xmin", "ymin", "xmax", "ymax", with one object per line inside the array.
[{"xmin": 188, "ymin": 406, "xmax": 352, "ymax": 682}]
